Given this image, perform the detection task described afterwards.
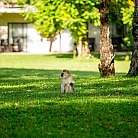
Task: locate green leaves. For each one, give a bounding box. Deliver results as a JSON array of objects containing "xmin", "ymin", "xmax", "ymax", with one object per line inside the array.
[
  {"xmin": 19, "ymin": 0, "xmax": 101, "ymax": 42},
  {"xmin": 121, "ymin": 6, "xmax": 134, "ymax": 27},
  {"xmin": 18, "ymin": 0, "xmax": 134, "ymax": 45}
]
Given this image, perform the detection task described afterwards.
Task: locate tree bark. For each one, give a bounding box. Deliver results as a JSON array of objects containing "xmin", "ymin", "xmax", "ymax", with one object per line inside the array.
[
  {"xmin": 128, "ymin": 44, "xmax": 138, "ymax": 76},
  {"xmin": 98, "ymin": 0, "xmax": 115, "ymax": 77},
  {"xmin": 127, "ymin": 6, "xmax": 138, "ymax": 76}
]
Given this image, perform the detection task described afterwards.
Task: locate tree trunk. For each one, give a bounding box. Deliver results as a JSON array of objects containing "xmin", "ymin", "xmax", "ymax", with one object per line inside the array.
[
  {"xmin": 49, "ymin": 38, "xmax": 53, "ymax": 52},
  {"xmin": 127, "ymin": 6, "xmax": 138, "ymax": 76},
  {"xmin": 98, "ymin": 0, "xmax": 115, "ymax": 77},
  {"xmin": 73, "ymin": 42, "xmax": 78, "ymax": 57},
  {"xmin": 76, "ymin": 40, "xmax": 83, "ymax": 57},
  {"xmin": 59, "ymin": 32, "xmax": 62, "ymax": 51},
  {"xmin": 128, "ymin": 44, "xmax": 138, "ymax": 76},
  {"xmin": 82, "ymin": 38, "xmax": 91, "ymax": 57},
  {"xmin": 76, "ymin": 39, "xmax": 90, "ymax": 57}
]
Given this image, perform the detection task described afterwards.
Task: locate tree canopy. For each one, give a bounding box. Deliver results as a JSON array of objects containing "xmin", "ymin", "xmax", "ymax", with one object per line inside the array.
[
  {"xmin": 18, "ymin": 0, "xmax": 134, "ymax": 40},
  {"xmin": 17, "ymin": 0, "xmax": 135, "ymax": 54},
  {"xmin": 19, "ymin": 0, "xmax": 100, "ymax": 42}
]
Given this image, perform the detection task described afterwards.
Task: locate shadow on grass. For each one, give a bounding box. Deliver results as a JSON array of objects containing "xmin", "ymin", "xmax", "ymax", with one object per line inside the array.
[
  {"xmin": 76, "ymin": 78, "xmax": 138, "ymax": 97},
  {"xmin": 55, "ymin": 54, "xmax": 73, "ymax": 58},
  {"xmin": 0, "ymin": 68, "xmax": 98, "ymax": 101},
  {"xmin": 0, "ymin": 68, "xmax": 137, "ymax": 137},
  {"xmin": 0, "ymin": 68, "xmax": 100, "ymax": 79},
  {"xmin": 114, "ymin": 54, "xmax": 131, "ymax": 61},
  {"xmin": 0, "ymin": 99, "xmax": 137, "ymax": 138},
  {"xmin": 0, "ymin": 68, "xmax": 137, "ymax": 101},
  {"xmin": 42, "ymin": 53, "xmax": 131, "ymax": 61},
  {"xmin": 44, "ymin": 53, "xmax": 74, "ymax": 59},
  {"xmin": 92, "ymin": 52, "xmax": 132, "ymax": 61},
  {"xmin": 0, "ymin": 68, "xmax": 138, "ymax": 96}
]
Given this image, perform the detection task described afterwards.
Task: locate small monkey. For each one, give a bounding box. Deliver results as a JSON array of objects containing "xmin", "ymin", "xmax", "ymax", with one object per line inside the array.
[{"xmin": 60, "ymin": 69, "xmax": 75, "ymax": 93}]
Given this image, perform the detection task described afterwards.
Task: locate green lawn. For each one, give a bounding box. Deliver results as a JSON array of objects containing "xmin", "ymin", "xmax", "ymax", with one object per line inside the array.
[{"xmin": 0, "ymin": 53, "xmax": 137, "ymax": 138}]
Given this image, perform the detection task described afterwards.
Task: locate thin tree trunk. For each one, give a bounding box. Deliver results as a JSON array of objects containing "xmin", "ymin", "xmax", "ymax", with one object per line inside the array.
[
  {"xmin": 73, "ymin": 42, "xmax": 78, "ymax": 58},
  {"xmin": 76, "ymin": 38, "xmax": 90, "ymax": 57},
  {"xmin": 82, "ymin": 37, "xmax": 90, "ymax": 57},
  {"xmin": 77, "ymin": 40, "xmax": 83, "ymax": 57},
  {"xmin": 59, "ymin": 32, "xmax": 62, "ymax": 52},
  {"xmin": 127, "ymin": 6, "xmax": 138, "ymax": 76},
  {"xmin": 49, "ymin": 38, "xmax": 53, "ymax": 52},
  {"xmin": 98, "ymin": 0, "xmax": 115, "ymax": 77}
]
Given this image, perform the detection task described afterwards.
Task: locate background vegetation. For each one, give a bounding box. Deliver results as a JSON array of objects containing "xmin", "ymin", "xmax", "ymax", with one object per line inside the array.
[{"xmin": 17, "ymin": 0, "xmax": 134, "ymax": 55}]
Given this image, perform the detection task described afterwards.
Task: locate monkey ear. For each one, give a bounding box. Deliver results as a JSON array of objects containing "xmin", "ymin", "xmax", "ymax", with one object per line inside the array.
[
  {"xmin": 67, "ymin": 70, "xmax": 70, "ymax": 74},
  {"xmin": 63, "ymin": 69, "xmax": 67, "ymax": 72},
  {"xmin": 66, "ymin": 70, "xmax": 70, "ymax": 74}
]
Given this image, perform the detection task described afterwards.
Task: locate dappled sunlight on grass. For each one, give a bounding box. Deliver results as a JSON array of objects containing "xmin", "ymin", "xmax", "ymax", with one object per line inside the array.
[
  {"xmin": 0, "ymin": 96, "xmax": 137, "ymax": 109},
  {"xmin": 0, "ymin": 54, "xmax": 137, "ymax": 138}
]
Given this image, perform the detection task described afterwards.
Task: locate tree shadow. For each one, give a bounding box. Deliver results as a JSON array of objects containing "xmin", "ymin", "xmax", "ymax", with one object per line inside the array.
[
  {"xmin": 0, "ymin": 68, "xmax": 60, "ymax": 78},
  {"xmin": 0, "ymin": 99, "xmax": 137, "ymax": 138},
  {"xmin": 0, "ymin": 68, "xmax": 137, "ymax": 102},
  {"xmin": 92, "ymin": 52, "xmax": 132, "ymax": 61},
  {"xmin": 55, "ymin": 53, "xmax": 73, "ymax": 58},
  {"xmin": 0, "ymin": 68, "xmax": 98, "ymax": 102},
  {"xmin": 43, "ymin": 53, "xmax": 73, "ymax": 59},
  {"xmin": 76, "ymin": 78, "xmax": 138, "ymax": 97},
  {"xmin": 114, "ymin": 54, "xmax": 131, "ymax": 61}
]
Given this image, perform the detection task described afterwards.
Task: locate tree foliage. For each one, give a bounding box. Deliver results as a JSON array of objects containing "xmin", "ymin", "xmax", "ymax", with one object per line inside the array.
[
  {"xmin": 17, "ymin": 0, "xmax": 134, "ymax": 54},
  {"xmin": 121, "ymin": 0, "xmax": 134, "ymax": 27},
  {"xmin": 18, "ymin": 0, "xmax": 101, "ymax": 55},
  {"xmin": 19, "ymin": 0, "xmax": 133, "ymax": 38},
  {"xmin": 121, "ymin": 0, "xmax": 134, "ymax": 48}
]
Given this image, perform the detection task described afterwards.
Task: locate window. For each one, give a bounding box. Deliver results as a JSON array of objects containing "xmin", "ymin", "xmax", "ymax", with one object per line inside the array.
[{"xmin": 8, "ymin": 23, "xmax": 27, "ymax": 51}]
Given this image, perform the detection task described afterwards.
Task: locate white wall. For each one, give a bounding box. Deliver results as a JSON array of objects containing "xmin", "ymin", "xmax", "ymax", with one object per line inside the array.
[{"xmin": 26, "ymin": 24, "xmax": 73, "ymax": 53}]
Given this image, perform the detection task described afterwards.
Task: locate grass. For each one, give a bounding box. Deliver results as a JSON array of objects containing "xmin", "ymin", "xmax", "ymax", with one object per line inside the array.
[{"xmin": 0, "ymin": 53, "xmax": 137, "ymax": 138}]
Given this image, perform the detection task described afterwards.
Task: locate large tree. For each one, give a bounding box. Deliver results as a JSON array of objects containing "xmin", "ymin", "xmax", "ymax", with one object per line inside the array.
[
  {"xmin": 98, "ymin": 0, "xmax": 132, "ymax": 77},
  {"xmin": 98, "ymin": 0, "xmax": 115, "ymax": 77}
]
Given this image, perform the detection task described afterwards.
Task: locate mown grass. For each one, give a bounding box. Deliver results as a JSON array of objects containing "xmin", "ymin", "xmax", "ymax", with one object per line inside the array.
[{"xmin": 0, "ymin": 53, "xmax": 137, "ymax": 138}]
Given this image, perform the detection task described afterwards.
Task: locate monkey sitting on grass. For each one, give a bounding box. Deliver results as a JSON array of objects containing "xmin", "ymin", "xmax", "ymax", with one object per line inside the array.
[{"xmin": 60, "ymin": 69, "xmax": 75, "ymax": 93}]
